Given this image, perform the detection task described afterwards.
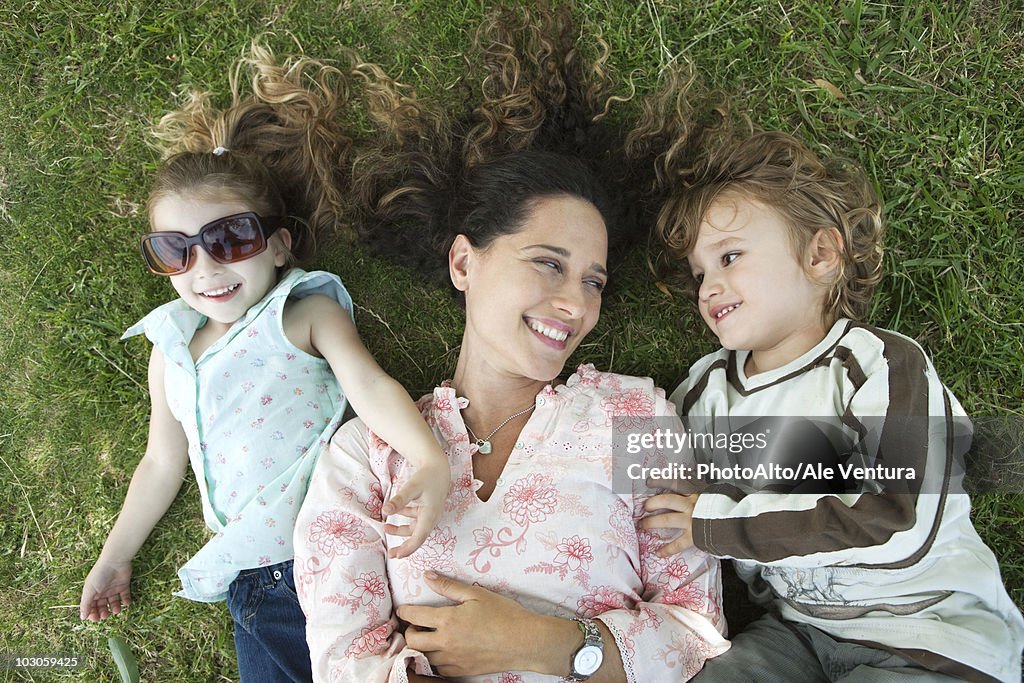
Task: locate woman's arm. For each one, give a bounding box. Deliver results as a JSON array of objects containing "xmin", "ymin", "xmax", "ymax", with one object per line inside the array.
[
  {"xmin": 293, "ymin": 419, "xmax": 432, "ymax": 683},
  {"xmin": 290, "ymin": 294, "xmax": 449, "ymax": 558},
  {"xmin": 80, "ymin": 347, "xmax": 189, "ymax": 620},
  {"xmin": 400, "ymin": 572, "xmax": 628, "ymax": 681},
  {"xmin": 592, "ymin": 387, "xmax": 729, "ymax": 681}
]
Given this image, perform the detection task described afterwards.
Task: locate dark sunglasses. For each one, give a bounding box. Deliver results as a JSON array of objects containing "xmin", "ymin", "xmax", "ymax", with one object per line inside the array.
[{"xmin": 140, "ymin": 212, "xmax": 285, "ymax": 276}]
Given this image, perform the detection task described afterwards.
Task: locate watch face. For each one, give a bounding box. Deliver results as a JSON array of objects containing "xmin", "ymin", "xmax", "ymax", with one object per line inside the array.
[{"xmin": 573, "ymin": 645, "xmax": 603, "ymax": 676}]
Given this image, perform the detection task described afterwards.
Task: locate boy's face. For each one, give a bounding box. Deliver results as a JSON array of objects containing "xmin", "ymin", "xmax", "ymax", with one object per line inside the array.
[{"xmin": 687, "ymin": 195, "xmax": 830, "ymax": 375}]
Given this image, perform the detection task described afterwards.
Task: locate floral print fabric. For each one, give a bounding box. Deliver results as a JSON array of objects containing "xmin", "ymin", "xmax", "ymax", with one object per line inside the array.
[{"xmin": 295, "ymin": 365, "xmax": 729, "ymax": 682}]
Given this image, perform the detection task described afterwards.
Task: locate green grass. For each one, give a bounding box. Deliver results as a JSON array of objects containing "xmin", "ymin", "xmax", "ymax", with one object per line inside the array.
[{"xmin": 1, "ymin": 1, "xmax": 1021, "ymax": 680}]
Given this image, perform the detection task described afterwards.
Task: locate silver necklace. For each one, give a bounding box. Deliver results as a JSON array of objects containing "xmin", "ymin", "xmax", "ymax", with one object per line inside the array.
[{"xmin": 464, "ymin": 402, "xmax": 536, "ymax": 454}]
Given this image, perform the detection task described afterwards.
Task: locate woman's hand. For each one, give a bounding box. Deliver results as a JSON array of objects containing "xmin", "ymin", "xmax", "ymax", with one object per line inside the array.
[{"xmin": 399, "ymin": 571, "xmax": 571, "ymax": 678}]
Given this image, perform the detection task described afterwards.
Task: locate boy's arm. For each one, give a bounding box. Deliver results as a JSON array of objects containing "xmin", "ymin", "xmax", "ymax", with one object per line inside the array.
[
  {"xmin": 298, "ymin": 295, "xmax": 450, "ymax": 557},
  {"xmin": 80, "ymin": 347, "xmax": 190, "ymax": 620},
  {"xmin": 687, "ymin": 332, "xmax": 964, "ymax": 567}
]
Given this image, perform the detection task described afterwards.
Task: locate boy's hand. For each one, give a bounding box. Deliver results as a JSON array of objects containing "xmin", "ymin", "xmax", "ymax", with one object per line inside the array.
[
  {"xmin": 641, "ymin": 493, "xmax": 700, "ymax": 557},
  {"xmin": 382, "ymin": 459, "xmax": 451, "ymax": 559},
  {"xmin": 80, "ymin": 559, "xmax": 133, "ymax": 622}
]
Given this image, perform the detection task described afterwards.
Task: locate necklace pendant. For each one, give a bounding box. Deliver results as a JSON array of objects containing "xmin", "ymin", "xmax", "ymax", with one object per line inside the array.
[{"xmin": 478, "ymin": 440, "xmax": 492, "ymax": 455}]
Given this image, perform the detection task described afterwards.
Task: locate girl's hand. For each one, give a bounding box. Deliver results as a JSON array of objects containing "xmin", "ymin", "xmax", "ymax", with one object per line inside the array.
[
  {"xmin": 382, "ymin": 459, "xmax": 451, "ymax": 559},
  {"xmin": 398, "ymin": 572, "xmax": 567, "ymax": 678},
  {"xmin": 80, "ymin": 559, "xmax": 133, "ymax": 622},
  {"xmin": 641, "ymin": 493, "xmax": 700, "ymax": 557}
]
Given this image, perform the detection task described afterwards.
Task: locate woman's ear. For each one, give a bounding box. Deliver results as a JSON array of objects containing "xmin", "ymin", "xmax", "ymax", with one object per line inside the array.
[
  {"xmin": 448, "ymin": 234, "xmax": 473, "ymax": 292},
  {"xmin": 807, "ymin": 227, "xmax": 843, "ymax": 279},
  {"xmin": 272, "ymin": 228, "xmax": 293, "ymax": 267}
]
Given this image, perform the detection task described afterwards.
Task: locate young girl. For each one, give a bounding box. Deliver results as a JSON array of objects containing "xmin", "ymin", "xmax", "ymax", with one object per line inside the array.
[{"xmin": 79, "ymin": 45, "xmax": 450, "ymax": 682}]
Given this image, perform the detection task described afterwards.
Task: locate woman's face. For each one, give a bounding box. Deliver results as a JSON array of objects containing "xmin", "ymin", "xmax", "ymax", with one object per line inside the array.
[{"xmin": 450, "ymin": 195, "xmax": 609, "ymax": 382}]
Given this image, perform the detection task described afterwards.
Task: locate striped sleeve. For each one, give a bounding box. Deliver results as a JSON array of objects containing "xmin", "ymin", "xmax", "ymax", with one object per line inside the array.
[{"xmin": 690, "ymin": 327, "xmax": 970, "ymax": 567}]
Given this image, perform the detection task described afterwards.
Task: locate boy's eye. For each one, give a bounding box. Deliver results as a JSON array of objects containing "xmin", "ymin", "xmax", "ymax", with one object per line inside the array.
[
  {"xmin": 692, "ymin": 272, "xmax": 704, "ymax": 284},
  {"xmin": 722, "ymin": 252, "xmax": 739, "ymax": 266}
]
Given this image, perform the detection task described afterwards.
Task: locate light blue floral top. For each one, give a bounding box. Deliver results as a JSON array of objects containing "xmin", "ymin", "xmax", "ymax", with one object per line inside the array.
[{"xmin": 123, "ymin": 268, "xmax": 351, "ymax": 602}]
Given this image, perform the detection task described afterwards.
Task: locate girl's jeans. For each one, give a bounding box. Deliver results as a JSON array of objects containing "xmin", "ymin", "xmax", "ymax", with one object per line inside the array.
[{"xmin": 226, "ymin": 559, "xmax": 312, "ymax": 683}]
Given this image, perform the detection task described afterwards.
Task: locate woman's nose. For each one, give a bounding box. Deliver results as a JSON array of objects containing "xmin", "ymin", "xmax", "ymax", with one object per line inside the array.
[{"xmin": 552, "ymin": 281, "xmax": 588, "ymax": 318}]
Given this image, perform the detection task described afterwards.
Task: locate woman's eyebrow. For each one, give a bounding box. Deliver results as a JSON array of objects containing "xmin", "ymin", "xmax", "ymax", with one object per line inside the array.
[{"xmin": 524, "ymin": 244, "xmax": 608, "ymax": 276}]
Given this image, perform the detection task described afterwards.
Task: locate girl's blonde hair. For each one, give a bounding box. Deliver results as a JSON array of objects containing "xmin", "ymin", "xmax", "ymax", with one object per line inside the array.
[
  {"xmin": 148, "ymin": 43, "xmax": 355, "ymax": 263},
  {"xmin": 655, "ymin": 130, "xmax": 885, "ymax": 324}
]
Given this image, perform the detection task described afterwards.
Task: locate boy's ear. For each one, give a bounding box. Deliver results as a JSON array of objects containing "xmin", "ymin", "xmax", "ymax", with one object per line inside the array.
[
  {"xmin": 807, "ymin": 227, "xmax": 843, "ymax": 279},
  {"xmin": 272, "ymin": 228, "xmax": 293, "ymax": 267},
  {"xmin": 448, "ymin": 234, "xmax": 473, "ymax": 292}
]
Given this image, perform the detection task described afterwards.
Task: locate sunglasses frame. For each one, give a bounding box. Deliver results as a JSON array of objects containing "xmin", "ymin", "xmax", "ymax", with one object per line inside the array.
[{"xmin": 140, "ymin": 211, "xmax": 285, "ymax": 276}]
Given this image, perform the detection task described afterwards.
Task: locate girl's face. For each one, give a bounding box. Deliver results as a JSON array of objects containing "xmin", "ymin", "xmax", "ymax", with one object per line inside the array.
[
  {"xmin": 450, "ymin": 195, "xmax": 608, "ymax": 383},
  {"xmin": 149, "ymin": 193, "xmax": 292, "ymax": 333},
  {"xmin": 687, "ymin": 195, "xmax": 832, "ymax": 375}
]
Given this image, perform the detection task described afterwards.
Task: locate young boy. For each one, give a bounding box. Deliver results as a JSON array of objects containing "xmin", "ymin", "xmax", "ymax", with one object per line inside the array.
[{"xmin": 644, "ymin": 131, "xmax": 1023, "ymax": 682}]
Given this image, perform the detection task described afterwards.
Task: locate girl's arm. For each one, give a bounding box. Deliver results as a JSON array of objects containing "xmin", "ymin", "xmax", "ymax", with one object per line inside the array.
[
  {"xmin": 80, "ymin": 347, "xmax": 190, "ymax": 621},
  {"xmin": 295, "ymin": 420, "xmax": 433, "ymax": 683},
  {"xmin": 289, "ymin": 295, "xmax": 449, "ymax": 558}
]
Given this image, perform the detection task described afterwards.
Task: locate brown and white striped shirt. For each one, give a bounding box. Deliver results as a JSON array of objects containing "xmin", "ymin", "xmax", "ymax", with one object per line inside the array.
[{"xmin": 672, "ymin": 319, "xmax": 1023, "ymax": 683}]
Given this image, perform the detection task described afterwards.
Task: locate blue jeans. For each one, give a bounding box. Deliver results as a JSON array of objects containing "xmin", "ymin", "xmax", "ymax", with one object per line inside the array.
[{"xmin": 226, "ymin": 560, "xmax": 312, "ymax": 683}]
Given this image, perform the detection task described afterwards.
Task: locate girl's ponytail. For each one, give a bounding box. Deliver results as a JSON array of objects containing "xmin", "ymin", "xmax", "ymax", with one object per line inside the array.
[{"xmin": 148, "ymin": 43, "xmax": 355, "ymax": 263}]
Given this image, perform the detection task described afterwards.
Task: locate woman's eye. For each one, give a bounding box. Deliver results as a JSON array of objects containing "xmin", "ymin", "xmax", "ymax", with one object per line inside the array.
[
  {"xmin": 722, "ymin": 252, "xmax": 739, "ymax": 266},
  {"xmin": 585, "ymin": 279, "xmax": 606, "ymax": 292},
  {"xmin": 535, "ymin": 259, "xmax": 561, "ymax": 272}
]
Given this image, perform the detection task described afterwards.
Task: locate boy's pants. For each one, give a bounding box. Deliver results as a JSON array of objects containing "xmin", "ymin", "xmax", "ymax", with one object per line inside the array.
[
  {"xmin": 227, "ymin": 559, "xmax": 312, "ymax": 683},
  {"xmin": 695, "ymin": 613, "xmax": 961, "ymax": 682}
]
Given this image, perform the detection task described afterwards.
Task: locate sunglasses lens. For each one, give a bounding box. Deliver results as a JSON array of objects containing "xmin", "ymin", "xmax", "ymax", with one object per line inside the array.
[
  {"xmin": 142, "ymin": 234, "xmax": 188, "ymax": 274},
  {"xmin": 204, "ymin": 215, "xmax": 265, "ymax": 262}
]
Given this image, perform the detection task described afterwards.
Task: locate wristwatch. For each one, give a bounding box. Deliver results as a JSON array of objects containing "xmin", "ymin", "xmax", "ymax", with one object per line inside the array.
[{"xmin": 564, "ymin": 617, "xmax": 604, "ymax": 681}]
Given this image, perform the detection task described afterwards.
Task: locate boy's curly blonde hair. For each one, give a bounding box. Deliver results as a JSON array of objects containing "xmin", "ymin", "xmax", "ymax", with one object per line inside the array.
[{"xmin": 655, "ymin": 131, "xmax": 885, "ymax": 324}]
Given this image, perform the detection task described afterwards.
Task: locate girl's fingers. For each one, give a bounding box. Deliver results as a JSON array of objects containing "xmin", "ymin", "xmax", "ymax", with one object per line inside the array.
[{"xmin": 384, "ymin": 523, "xmax": 414, "ymax": 537}]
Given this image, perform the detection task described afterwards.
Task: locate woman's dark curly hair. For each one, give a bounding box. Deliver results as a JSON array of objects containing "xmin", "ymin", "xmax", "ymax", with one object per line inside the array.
[{"xmin": 348, "ymin": 5, "xmax": 691, "ymax": 289}]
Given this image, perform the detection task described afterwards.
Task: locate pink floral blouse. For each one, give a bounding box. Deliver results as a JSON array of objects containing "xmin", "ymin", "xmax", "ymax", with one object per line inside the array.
[{"xmin": 294, "ymin": 365, "xmax": 729, "ymax": 682}]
